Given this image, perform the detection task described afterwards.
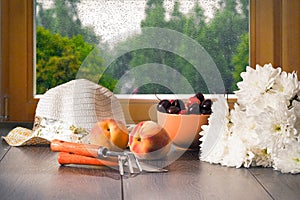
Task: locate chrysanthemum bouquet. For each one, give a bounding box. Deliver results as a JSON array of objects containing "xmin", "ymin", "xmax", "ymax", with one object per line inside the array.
[{"xmin": 200, "ymin": 63, "xmax": 300, "ymax": 173}]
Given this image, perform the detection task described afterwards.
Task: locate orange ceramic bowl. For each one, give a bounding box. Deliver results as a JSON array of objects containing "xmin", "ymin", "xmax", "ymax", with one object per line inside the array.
[{"xmin": 157, "ymin": 111, "xmax": 210, "ymax": 149}]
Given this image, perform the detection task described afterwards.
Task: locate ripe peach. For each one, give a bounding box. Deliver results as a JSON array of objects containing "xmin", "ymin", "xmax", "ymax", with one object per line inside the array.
[
  {"xmin": 89, "ymin": 119, "xmax": 129, "ymax": 151},
  {"xmin": 129, "ymin": 121, "xmax": 171, "ymax": 160}
]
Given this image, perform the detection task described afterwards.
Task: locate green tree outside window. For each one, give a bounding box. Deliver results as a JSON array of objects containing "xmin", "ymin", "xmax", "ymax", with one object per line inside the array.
[{"xmin": 35, "ymin": 0, "xmax": 249, "ymax": 94}]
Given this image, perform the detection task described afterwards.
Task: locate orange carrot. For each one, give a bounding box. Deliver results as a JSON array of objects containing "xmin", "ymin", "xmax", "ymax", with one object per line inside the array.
[
  {"xmin": 50, "ymin": 139, "xmax": 99, "ymax": 158},
  {"xmin": 58, "ymin": 152, "xmax": 118, "ymax": 166}
]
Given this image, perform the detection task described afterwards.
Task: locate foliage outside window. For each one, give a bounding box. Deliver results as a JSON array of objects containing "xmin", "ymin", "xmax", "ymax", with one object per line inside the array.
[{"xmin": 35, "ymin": 0, "xmax": 249, "ymax": 95}]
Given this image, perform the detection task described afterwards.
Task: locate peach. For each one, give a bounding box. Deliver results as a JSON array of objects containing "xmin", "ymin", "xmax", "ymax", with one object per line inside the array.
[
  {"xmin": 129, "ymin": 121, "xmax": 171, "ymax": 160},
  {"xmin": 89, "ymin": 119, "xmax": 129, "ymax": 151}
]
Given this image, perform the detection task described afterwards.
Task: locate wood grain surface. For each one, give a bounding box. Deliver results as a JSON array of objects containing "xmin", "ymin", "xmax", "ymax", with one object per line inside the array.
[
  {"xmin": 0, "ymin": 144, "xmax": 122, "ymax": 200},
  {"xmin": 1, "ymin": 125, "xmax": 300, "ymax": 200},
  {"xmin": 123, "ymin": 151, "xmax": 272, "ymax": 200},
  {"xmin": 249, "ymin": 168, "xmax": 300, "ymax": 200}
]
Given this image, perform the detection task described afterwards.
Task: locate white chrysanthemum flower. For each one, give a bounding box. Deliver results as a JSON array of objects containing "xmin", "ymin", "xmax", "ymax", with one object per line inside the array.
[
  {"xmin": 235, "ymin": 63, "xmax": 281, "ymax": 107},
  {"xmin": 256, "ymin": 104, "xmax": 297, "ymax": 154},
  {"xmin": 292, "ymin": 101, "xmax": 300, "ymax": 140},
  {"xmin": 261, "ymin": 93, "xmax": 289, "ymax": 110},
  {"xmin": 200, "ymin": 95, "xmax": 231, "ymax": 164},
  {"xmin": 273, "ymin": 140, "xmax": 300, "ymax": 174},
  {"xmin": 200, "ymin": 126, "xmax": 228, "ymax": 164},
  {"xmin": 231, "ymin": 104, "xmax": 260, "ymax": 147},
  {"xmin": 243, "ymin": 150, "xmax": 256, "ymax": 168},
  {"xmin": 221, "ymin": 134, "xmax": 246, "ymax": 168},
  {"xmin": 251, "ymin": 148, "xmax": 273, "ymax": 167},
  {"xmin": 224, "ymin": 104, "xmax": 259, "ymax": 168},
  {"xmin": 271, "ymin": 71, "xmax": 299, "ymax": 102},
  {"xmin": 200, "ymin": 64, "xmax": 300, "ymax": 173},
  {"xmin": 222, "ymin": 103, "xmax": 265, "ymax": 168}
]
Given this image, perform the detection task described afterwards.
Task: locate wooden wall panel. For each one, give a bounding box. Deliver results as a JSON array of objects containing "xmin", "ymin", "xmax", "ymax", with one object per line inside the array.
[
  {"xmin": 282, "ymin": 0, "xmax": 300, "ymax": 72},
  {"xmin": 251, "ymin": 0, "xmax": 300, "ymax": 72},
  {"xmin": 1, "ymin": 0, "xmax": 37, "ymax": 122},
  {"xmin": 250, "ymin": 0, "xmax": 282, "ymax": 67}
]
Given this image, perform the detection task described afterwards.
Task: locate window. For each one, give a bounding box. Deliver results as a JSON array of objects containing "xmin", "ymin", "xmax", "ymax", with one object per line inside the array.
[
  {"xmin": 1, "ymin": 0, "xmax": 300, "ymax": 122},
  {"xmin": 34, "ymin": 0, "xmax": 249, "ymax": 95}
]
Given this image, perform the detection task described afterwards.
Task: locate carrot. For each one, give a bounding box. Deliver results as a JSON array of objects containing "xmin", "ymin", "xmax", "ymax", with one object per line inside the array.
[
  {"xmin": 50, "ymin": 139, "xmax": 99, "ymax": 158},
  {"xmin": 58, "ymin": 152, "xmax": 118, "ymax": 166}
]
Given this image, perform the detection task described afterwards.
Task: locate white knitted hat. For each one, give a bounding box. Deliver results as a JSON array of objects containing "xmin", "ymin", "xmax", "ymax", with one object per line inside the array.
[
  {"xmin": 3, "ymin": 79, "xmax": 125, "ymax": 146},
  {"xmin": 35, "ymin": 79, "xmax": 125, "ymax": 131}
]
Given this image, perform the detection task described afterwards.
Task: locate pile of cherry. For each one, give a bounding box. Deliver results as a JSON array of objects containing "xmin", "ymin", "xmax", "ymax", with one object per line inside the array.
[{"xmin": 157, "ymin": 92, "xmax": 212, "ymax": 115}]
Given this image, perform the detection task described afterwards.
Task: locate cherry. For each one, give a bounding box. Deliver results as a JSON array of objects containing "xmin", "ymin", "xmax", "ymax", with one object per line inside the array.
[
  {"xmin": 186, "ymin": 96, "xmax": 200, "ymax": 108},
  {"xmin": 200, "ymin": 99, "xmax": 212, "ymax": 114},
  {"xmin": 201, "ymin": 99, "xmax": 212, "ymax": 109},
  {"xmin": 157, "ymin": 93, "xmax": 212, "ymax": 115},
  {"xmin": 171, "ymin": 99, "xmax": 185, "ymax": 110},
  {"xmin": 167, "ymin": 106, "xmax": 181, "ymax": 114},
  {"xmin": 200, "ymin": 108, "xmax": 212, "ymax": 114},
  {"xmin": 188, "ymin": 103, "xmax": 200, "ymax": 114},
  {"xmin": 157, "ymin": 99, "xmax": 171, "ymax": 113},
  {"xmin": 195, "ymin": 92, "xmax": 205, "ymax": 103}
]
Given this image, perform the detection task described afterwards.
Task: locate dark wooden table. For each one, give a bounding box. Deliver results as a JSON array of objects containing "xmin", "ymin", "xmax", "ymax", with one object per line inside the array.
[{"xmin": 1, "ymin": 124, "xmax": 300, "ymax": 200}]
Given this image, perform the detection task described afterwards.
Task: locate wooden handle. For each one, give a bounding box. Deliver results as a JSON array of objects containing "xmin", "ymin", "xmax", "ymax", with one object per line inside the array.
[
  {"xmin": 58, "ymin": 152, "xmax": 117, "ymax": 166},
  {"xmin": 50, "ymin": 139, "xmax": 99, "ymax": 158}
]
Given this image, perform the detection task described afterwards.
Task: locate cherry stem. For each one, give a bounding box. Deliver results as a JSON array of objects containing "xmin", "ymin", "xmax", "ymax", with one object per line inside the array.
[{"xmin": 154, "ymin": 90, "xmax": 161, "ymax": 101}]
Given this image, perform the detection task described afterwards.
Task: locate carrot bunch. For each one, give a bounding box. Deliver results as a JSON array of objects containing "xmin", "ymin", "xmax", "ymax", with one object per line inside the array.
[{"xmin": 50, "ymin": 139, "xmax": 117, "ymax": 167}]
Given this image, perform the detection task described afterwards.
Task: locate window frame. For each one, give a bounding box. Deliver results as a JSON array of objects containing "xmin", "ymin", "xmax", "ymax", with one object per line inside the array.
[{"xmin": 1, "ymin": 0, "xmax": 300, "ymax": 123}]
